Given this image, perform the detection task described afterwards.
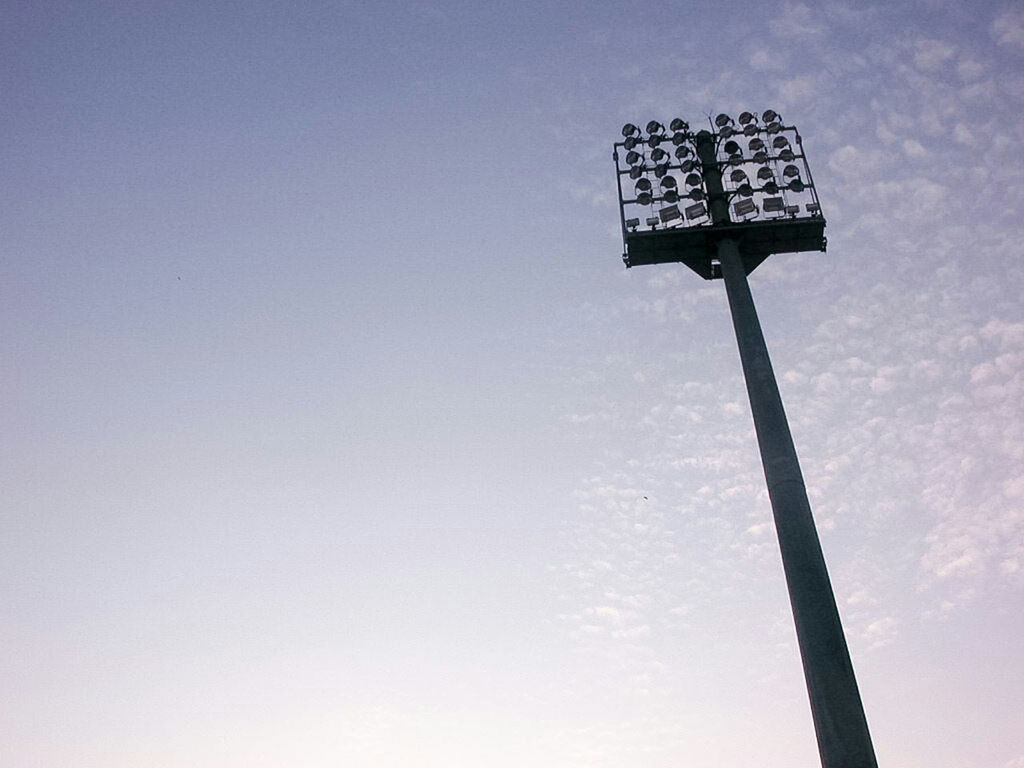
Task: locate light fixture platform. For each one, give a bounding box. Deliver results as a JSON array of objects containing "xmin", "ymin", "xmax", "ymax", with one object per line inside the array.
[{"xmin": 623, "ymin": 215, "xmax": 826, "ymax": 277}]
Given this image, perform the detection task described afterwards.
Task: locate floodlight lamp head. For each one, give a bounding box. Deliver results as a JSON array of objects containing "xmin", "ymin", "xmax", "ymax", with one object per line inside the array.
[
  {"xmin": 646, "ymin": 121, "xmax": 664, "ymax": 135},
  {"xmin": 622, "ymin": 123, "xmax": 639, "ymax": 138},
  {"xmin": 724, "ymin": 140, "xmax": 742, "ymax": 156},
  {"xmin": 669, "ymin": 118, "xmax": 689, "ymax": 132},
  {"xmin": 788, "ymin": 179, "xmax": 805, "ymax": 192},
  {"xmin": 685, "ymin": 202, "xmax": 708, "ymax": 219},
  {"xmin": 763, "ymin": 181, "xmax": 779, "ymax": 195},
  {"xmin": 684, "ymin": 172, "xmax": 703, "ymax": 187},
  {"xmin": 772, "ymin": 136, "xmax": 790, "ymax": 150},
  {"xmin": 737, "ymin": 183, "xmax": 754, "ymax": 197},
  {"xmin": 748, "ymin": 137, "xmax": 765, "ymax": 152},
  {"xmin": 663, "ymin": 189, "xmax": 679, "ymax": 203},
  {"xmin": 688, "ymin": 188, "xmax": 705, "ymax": 201},
  {"xmin": 733, "ymin": 198, "xmax": 757, "ymax": 217},
  {"xmin": 738, "ymin": 111, "xmax": 756, "ymax": 125},
  {"xmin": 660, "ymin": 175, "xmax": 677, "ymax": 189},
  {"xmin": 650, "ymin": 148, "xmax": 669, "ymax": 162},
  {"xmin": 730, "ymin": 169, "xmax": 748, "ymax": 184},
  {"xmin": 762, "ymin": 109, "xmax": 780, "ymax": 123},
  {"xmin": 625, "ymin": 150, "xmax": 643, "ymax": 166},
  {"xmin": 637, "ymin": 192, "xmax": 653, "ymax": 205},
  {"xmin": 623, "ymin": 136, "xmax": 639, "ymax": 150},
  {"xmin": 779, "ymin": 149, "xmax": 795, "ymax": 162},
  {"xmin": 659, "ymin": 204, "xmax": 682, "ymax": 223},
  {"xmin": 714, "ymin": 113, "xmax": 733, "ymax": 128},
  {"xmin": 674, "ymin": 145, "xmax": 692, "ymax": 159},
  {"xmin": 783, "ymin": 164, "xmax": 801, "ymax": 179},
  {"xmin": 628, "ymin": 165, "xmax": 646, "ymax": 179},
  {"xmin": 635, "ymin": 178, "xmax": 652, "ymax": 192}
]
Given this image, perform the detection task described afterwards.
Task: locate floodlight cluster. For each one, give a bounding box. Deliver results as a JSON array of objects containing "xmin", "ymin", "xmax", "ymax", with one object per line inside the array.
[
  {"xmin": 619, "ymin": 119, "xmax": 704, "ymax": 229},
  {"xmin": 615, "ymin": 111, "xmax": 822, "ymax": 234}
]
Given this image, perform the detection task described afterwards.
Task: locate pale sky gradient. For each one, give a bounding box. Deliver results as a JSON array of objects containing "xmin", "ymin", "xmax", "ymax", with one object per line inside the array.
[{"xmin": 3, "ymin": 1, "xmax": 1023, "ymax": 766}]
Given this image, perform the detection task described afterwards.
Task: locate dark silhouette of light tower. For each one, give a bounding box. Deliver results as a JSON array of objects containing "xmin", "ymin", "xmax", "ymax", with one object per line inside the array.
[{"xmin": 612, "ymin": 113, "xmax": 877, "ymax": 768}]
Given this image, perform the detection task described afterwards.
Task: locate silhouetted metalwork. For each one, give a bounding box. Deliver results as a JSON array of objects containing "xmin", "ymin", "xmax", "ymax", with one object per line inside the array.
[{"xmin": 613, "ymin": 113, "xmax": 877, "ymax": 768}]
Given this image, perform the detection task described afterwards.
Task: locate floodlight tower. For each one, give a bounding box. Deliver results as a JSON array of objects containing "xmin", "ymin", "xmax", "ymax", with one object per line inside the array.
[{"xmin": 612, "ymin": 113, "xmax": 877, "ymax": 768}]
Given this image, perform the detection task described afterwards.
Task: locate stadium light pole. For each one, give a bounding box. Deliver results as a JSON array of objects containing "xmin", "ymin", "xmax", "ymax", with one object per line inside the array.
[{"xmin": 612, "ymin": 113, "xmax": 878, "ymax": 768}]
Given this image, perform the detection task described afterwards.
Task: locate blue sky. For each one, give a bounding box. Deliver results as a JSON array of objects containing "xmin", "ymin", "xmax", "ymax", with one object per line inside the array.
[{"xmin": 3, "ymin": 1, "xmax": 1023, "ymax": 766}]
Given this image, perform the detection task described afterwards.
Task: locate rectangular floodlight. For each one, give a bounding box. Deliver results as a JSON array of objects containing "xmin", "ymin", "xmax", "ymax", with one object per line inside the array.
[
  {"xmin": 733, "ymin": 199, "xmax": 757, "ymax": 217},
  {"xmin": 763, "ymin": 197, "xmax": 785, "ymax": 212},
  {"xmin": 685, "ymin": 202, "xmax": 708, "ymax": 220},
  {"xmin": 659, "ymin": 204, "xmax": 681, "ymax": 223}
]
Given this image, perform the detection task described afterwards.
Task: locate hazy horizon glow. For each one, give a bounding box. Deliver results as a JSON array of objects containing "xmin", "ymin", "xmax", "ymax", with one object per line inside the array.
[{"xmin": 3, "ymin": 2, "xmax": 1023, "ymax": 766}]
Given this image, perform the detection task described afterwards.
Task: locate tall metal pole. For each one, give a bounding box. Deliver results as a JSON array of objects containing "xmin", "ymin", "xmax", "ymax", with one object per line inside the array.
[{"xmin": 696, "ymin": 131, "xmax": 878, "ymax": 767}]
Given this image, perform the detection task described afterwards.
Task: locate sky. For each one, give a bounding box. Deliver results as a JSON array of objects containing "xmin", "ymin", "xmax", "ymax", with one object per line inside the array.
[{"xmin": 2, "ymin": 1, "xmax": 1023, "ymax": 766}]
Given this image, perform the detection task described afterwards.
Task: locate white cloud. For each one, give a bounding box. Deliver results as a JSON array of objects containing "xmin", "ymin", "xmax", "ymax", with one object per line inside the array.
[
  {"xmin": 952, "ymin": 123, "xmax": 974, "ymax": 145},
  {"xmin": 613, "ymin": 623, "xmax": 651, "ymax": 639},
  {"xmin": 914, "ymin": 39, "xmax": 956, "ymax": 71},
  {"xmin": 828, "ymin": 144, "xmax": 885, "ymax": 177},
  {"xmin": 992, "ymin": 7, "xmax": 1024, "ymax": 48},
  {"xmin": 749, "ymin": 49, "xmax": 784, "ymax": 71},
  {"xmin": 957, "ymin": 58, "xmax": 984, "ymax": 81},
  {"xmin": 783, "ymin": 370, "xmax": 807, "ymax": 385},
  {"xmin": 769, "ymin": 3, "xmax": 826, "ymax": 38},
  {"xmin": 869, "ymin": 376, "xmax": 894, "ymax": 394},
  {"xmin": 595, "ymin": 605, "xmax": 622, "ymax": 622},
  {"xmin": 812, "ymin": 372, "xmax": 840, "ymax": 394},
  {"xmin": 902, "ymin": 138, "xmax": 928, "ymax": 158},
  {"xmin": 1003, "ymin": 475, "xmax": 1024, "ymax": 499},
  {"xmin": 981, "ymin": 319, "xmax": 1024, "ymax": 348},
  {"xmin": 846, "ymin": 589, "xmax": 873, "ymax": 606},
  {"xmin": 863, "ymin": 616, "xmax": 898, "ymax": 648},
  {"xmin": 777, "ymin": 75, "xmax": 818, "ymax": 105}
]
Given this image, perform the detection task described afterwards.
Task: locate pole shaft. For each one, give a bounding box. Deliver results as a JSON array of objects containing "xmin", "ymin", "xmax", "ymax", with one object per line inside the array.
[
  {"xmin": 717, "ymin": 238, "xmax": 877, "ymax": 767},
  {"xmin": 691, "ymin": 130, "xmax": 876, "ymax": 767}
]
